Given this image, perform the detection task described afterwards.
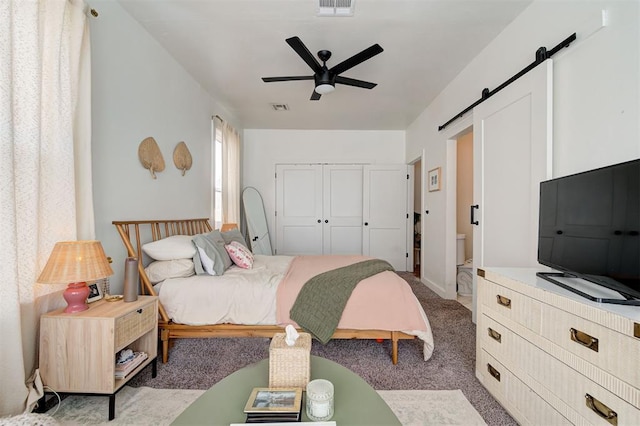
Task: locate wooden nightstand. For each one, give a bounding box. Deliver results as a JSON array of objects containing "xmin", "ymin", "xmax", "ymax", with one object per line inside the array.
[{"xmin": 39, "ymin": 296, "xmax": 158, "ymax": 420}]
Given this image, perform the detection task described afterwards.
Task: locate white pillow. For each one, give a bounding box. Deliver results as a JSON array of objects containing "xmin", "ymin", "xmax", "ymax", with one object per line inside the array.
[
  {"xmin": 197, "ymin": 246, "xmax": 216, "ymax": 275},
  {"xmin": 144, "ymin": 259, "xmax": 195, "ymax": 284},
  {"xmin": 142, "ymin": 235, "xmax": 196, "ymax": 261}
]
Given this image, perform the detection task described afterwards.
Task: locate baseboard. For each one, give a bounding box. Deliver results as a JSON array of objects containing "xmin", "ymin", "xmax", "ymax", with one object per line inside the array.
[{"xmin": 421, "ymin": 277, "xmax": 451, "ymax": 299}]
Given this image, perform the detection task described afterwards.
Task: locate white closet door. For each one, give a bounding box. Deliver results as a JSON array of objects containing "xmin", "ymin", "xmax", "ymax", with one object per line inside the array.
[
  {"xmin": 363, "ymin": 164, "xmax": 409, "ymax": 270},
  {"xmin": 323, "ymin": 165, "xmax": 363, "ymax": 255},
  {"xmin": 275, "ymin": 164, "xmax": 323, "ymax": 255},
  {"xmin": 472, "ymin": 60, "xmax": 553, "ymax": 321}
]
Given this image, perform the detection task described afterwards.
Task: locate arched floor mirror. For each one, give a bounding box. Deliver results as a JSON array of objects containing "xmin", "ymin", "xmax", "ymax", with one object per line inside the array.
[{"xmin": 242, "ymin": 187, "xmax": 273, "ymax": 255}]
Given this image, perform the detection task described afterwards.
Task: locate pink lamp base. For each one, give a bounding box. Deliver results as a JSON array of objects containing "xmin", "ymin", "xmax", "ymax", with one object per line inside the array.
[{"xmin": 63, "ymin": 282, "xmax": 90, "ymax": 313}]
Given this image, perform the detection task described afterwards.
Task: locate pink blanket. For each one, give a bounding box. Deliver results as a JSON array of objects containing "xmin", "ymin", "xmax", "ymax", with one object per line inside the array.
[{"xmin": 277, "ymin": 255, "xmax": 428, "ymax": 333}]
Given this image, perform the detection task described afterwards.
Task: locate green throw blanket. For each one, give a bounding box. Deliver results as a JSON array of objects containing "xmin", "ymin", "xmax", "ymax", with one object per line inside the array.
[{"xmin": 289, "ymin": 259, "xmax": 394, "ymax": 344}]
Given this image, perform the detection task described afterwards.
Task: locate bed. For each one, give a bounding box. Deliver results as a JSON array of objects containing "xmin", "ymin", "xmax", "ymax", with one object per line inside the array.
[{"xmin": 113, "ymin": 218, "xmax": 434, "ymax": 365}]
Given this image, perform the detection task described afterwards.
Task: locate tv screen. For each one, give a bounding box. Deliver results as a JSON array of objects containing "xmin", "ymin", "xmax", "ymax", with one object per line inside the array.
[{"xmin": 537, "ymin": 159, "xmax": 640, "ymax": 304}]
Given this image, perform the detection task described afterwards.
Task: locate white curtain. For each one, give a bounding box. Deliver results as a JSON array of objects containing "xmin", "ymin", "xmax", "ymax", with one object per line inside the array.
[
  {"xmin": 0, "ymin": 0, "xmax": 93, "ymax": 415},
  {"xmin": 221, "ymin": 120, "xmax": 240, "ymax": 224}
]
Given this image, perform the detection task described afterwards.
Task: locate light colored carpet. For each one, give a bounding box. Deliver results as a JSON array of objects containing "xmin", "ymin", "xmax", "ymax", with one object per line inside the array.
[{"xmin": 37, "ymin": 386, "xmax": 486, "ymax": 425}]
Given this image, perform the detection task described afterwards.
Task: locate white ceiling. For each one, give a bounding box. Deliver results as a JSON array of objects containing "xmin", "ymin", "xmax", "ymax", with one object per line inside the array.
[{"xmin": 117, "ymin": 0, "xmax": 532, "ymax": 130}]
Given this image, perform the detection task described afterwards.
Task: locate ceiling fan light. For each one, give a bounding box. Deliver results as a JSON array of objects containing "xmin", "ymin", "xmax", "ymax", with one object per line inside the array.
[{"xmin": 315, "ymin": 84, "xmax": 335, "ymax": 94}]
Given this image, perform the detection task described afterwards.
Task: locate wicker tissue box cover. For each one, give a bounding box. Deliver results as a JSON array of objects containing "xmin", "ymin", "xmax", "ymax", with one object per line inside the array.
[{"xmin": 269, "ymin": 332, "xmax": 311, "ymax": 388}]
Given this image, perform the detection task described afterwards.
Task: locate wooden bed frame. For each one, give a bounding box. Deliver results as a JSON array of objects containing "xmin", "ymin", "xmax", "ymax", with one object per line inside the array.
[{"xmin": 112, "ymin": 218, "xmax": 415, "ymax": 365}]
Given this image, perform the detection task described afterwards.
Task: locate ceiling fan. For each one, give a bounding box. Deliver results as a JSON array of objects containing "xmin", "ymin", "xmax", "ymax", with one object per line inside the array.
[{"xmin": 262, "ymin": 36, "xmax": 383, "ymax": 101}]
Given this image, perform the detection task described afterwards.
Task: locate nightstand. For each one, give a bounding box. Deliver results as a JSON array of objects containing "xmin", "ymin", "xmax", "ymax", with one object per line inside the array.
[{"xmin": 39, "ymin": 296, "xmax": 158, "ymax": 420}]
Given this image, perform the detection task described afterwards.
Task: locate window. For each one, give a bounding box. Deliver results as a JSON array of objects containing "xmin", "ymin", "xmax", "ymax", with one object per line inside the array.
[
  {"xmin": 214, "ymin": 126, "xmax": 223, "ymax": 229},
  {"xmin": 213, "ymin": 115, "xmax": 240, "ymax": 230}
]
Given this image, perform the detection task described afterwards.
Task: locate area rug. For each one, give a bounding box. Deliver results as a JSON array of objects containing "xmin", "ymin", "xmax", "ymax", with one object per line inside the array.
[
  {"xmin": 39, "ymin": 386, "xmax": 486, "ymax": 425},
  {"xmin": 377, "ymin": 390, "xmax": 486, "ymax": 425}
]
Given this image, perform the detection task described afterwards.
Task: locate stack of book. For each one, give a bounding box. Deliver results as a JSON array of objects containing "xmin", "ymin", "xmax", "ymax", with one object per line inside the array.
[
  {"xmin": 114, "ymin": 350, "xmax": 148, "ymax": 379},
  {"xmin": 243, "ymin": 387, "xmax": 302, "ymax": 423}
]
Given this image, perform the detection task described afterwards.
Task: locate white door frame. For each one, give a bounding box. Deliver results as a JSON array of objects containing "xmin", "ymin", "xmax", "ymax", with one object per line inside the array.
[
  {"xmin": 407, "ymin": 155, "xmax": 422, "ymax": 274},
  {"xmin": 444, "ymin": 116, "xmax": 474, "ymax": 300}
]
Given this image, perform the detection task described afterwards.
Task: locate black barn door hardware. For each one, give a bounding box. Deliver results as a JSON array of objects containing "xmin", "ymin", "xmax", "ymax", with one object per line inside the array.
[
  {"xmin": 470, "ymin": 205, "xmax": 479, "ymax": 225},
  {"xmin": 438, "ymin": 32, "xmax": 576, "ymax": 131}
]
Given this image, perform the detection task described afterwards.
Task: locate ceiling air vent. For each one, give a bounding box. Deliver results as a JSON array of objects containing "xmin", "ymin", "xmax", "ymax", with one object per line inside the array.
[
  {"xmin": 270, "ymin": 103, "xmax": 289, "ymax": 112},
  {"xmin": 317, "ymin": 0, "xmax": 354, "ymax": 17}
]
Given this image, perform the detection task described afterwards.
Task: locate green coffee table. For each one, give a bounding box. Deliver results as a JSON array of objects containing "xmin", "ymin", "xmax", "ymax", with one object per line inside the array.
[{"xmin": 172, "ymin": 355, "xmax": 400, "ymax": 425}]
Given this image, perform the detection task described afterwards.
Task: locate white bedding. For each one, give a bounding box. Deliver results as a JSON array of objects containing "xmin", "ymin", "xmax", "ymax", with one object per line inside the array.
[
  {"xmin": 158, "ymin": 255, "xmax": 293, "ymax": 326},
  {"xmin": 157, "ymin": 254, "xmax": 434, "ymax": 361}
]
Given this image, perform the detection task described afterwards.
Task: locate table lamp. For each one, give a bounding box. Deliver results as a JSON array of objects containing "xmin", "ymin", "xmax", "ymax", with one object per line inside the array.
[{"xmin": 37, "ymin": 241, "xmax": 114, "ymax": 313}]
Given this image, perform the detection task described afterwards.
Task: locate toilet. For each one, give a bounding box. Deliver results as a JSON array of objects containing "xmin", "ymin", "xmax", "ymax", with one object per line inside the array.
[
  {"xmin": 456, "ymin": 260, "xmax": 473, "ymax": 296},
  {"xmin": 456, "ymin": 234, "xmax": 473, "ymax": 296}
]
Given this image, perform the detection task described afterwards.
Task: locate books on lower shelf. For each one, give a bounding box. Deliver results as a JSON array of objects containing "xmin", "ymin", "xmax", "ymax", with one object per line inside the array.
[{"xmin": 114, "ymin": 350, "xmax": 148, "ymax": 379}]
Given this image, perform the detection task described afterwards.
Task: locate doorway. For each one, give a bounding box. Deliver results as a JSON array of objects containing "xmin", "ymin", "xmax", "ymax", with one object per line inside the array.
[
  {"xmin": 455, "ymin": 131, "xmax": 474, "ymax": 310},
  {"xmin": 412, "ymin": 159, "xmax": 422, "ymax": 277}
]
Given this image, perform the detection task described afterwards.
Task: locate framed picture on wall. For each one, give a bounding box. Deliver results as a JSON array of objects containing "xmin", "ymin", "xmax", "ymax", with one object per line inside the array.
[{"xmin": 428, "ymin": 167, "xmax": 441, "ymax": 192}]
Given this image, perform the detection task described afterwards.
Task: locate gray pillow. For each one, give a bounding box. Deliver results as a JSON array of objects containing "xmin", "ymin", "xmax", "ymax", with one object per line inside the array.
[
  {"xmin": 192, "ymin": 248, "xmax": 205, "ymax": 276},
  {"xmin": 192, "ymin": 230, "xmax": 233, "ymax": 276},
  {"xmin": 221, "ymin": 228, "xmax": 249, "ymax": 249}
]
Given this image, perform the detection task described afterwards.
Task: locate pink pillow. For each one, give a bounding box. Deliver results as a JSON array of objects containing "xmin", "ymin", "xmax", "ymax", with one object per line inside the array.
[{"xmin": 224, "ymin": 241, "xmax": 254, "ymax": 269}]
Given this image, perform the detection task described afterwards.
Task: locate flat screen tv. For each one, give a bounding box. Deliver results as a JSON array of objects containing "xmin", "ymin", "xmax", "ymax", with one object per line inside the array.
[{"xmin": 537, "ymin": 158, "xmax": 640, "ymax": 305}]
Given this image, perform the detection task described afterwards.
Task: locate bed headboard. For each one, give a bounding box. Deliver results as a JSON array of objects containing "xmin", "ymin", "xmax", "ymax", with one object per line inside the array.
[{"xmin": 112, "ymin": 218, "xmax": 213, "ymax": 322}]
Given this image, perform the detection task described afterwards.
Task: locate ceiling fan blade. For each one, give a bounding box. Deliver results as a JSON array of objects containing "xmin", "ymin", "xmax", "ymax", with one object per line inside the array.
[
  {"xmin": 286, "ymin": 36, "xmax": 322, "ymax": 73},
  {"xmin": 329, "ymin": 44, "xmax": 383, "ymax": 76},
  {"xmin": 262, "ymin": 76, "xmax": 314, "ymax": 82},
  {"xmin": 310, "ymin": 90, "xmax": 321, "ymax": 101},
  {"xmin": 335, "ymin": 76, "xmax": 377, "ymax": 89}
]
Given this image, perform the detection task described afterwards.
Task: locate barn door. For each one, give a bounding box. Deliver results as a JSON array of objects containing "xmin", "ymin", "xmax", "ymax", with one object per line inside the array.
[{"xmin": 472, "ymin": 60, "xmax": 553, "ymax": 320}]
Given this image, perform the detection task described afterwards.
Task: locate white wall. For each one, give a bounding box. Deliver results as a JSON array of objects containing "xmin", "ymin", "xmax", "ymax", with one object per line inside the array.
[
  {"xmin": 243, "ymin": 129, "xmax": 405, "ymax": 244},
  {"xmin": 407, "ymin": 0, "xmax": 639, "ymax": 297},
  {"xmin": 90, "ymin": 1, "xmax": 239, "ymax": 293}
]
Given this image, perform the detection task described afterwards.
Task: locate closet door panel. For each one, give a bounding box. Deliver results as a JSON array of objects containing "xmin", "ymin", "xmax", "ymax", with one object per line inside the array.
[
  {"xmin": 363, "ymin": 165, "xmax": 408, "ymax": 270},
  {"xmin": 275, "ymin": 164, "xmax": 323, "ymax": 255},
  {"xmin": 323, "ymin": 165, "xmax": 363, "ymax": 255}
]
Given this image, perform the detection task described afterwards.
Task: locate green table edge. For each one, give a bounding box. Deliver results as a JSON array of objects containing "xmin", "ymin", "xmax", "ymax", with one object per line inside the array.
[{"xmin": 171, "ymin": 355, "xmax": 401, "ymax": 425}]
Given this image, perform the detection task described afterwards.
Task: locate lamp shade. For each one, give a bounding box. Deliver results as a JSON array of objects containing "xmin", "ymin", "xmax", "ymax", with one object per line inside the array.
[{"xmin": 37, "ymin": 241, "xmax": 114, "ymax": 284}]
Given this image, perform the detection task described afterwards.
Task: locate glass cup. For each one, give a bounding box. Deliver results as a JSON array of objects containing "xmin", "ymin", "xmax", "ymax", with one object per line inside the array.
[{"xmin": 306, "ymin": 379, "xmax": 334, "ymax": 421}]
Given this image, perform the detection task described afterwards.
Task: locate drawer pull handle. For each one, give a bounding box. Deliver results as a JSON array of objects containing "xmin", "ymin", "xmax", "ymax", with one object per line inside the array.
[
  {"xmin": 570, "ymin": 328, "xmax": 599, "ymax": 352},
  {"xmin": 488, "ymin": 327, "xmax": 502, "ymax": 343},
  {"xmin": 487, "ymin": 363, "xmax": 501, "ymax": 382},
  {"xmin": 634, "ymin": 322, "xmax": 639, "ymax": 339},
  {"xmin": 585, "ymin": 394, "xmax": 617, "ymax": 425},
  {"xmin": 496, "ymin": 295, "xmax": 511, "ymax": 308},
  {"xmin": 137, "ymin": 309, "xmax": 143, "ymax": 314}
]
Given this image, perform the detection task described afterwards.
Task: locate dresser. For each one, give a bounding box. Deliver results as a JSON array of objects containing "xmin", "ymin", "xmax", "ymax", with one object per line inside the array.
[
  {"xmin": 39, "ymin": 296, "xmax": 158, "ymax": 420},
  {"xmin": 476, "ymin": 268, "xmax": 640, "ymax": 425}
]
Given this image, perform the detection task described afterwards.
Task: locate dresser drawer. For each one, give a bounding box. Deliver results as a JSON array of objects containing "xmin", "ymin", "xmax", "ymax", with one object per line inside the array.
[
  {"xmin": 512, "ymin": 327, "xmax": 640, "ymax": 423},
  {"xmin": 477, "ymin": 350, "xmax": 571, "ymax": 425},
  {"xmin": 115, "ymin": 302, "xmax": 156, "ymax": 350},
  {"xmin": 539, "ymin": 303, "xmax": 640, "ymax": 390},
  {"xmin": 478, "ymin": 314, "xmax": 517, "ymax": 364},
  {"xmin": 478, "ymin": 277, "xmax": 542, "ymax": 334}
]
